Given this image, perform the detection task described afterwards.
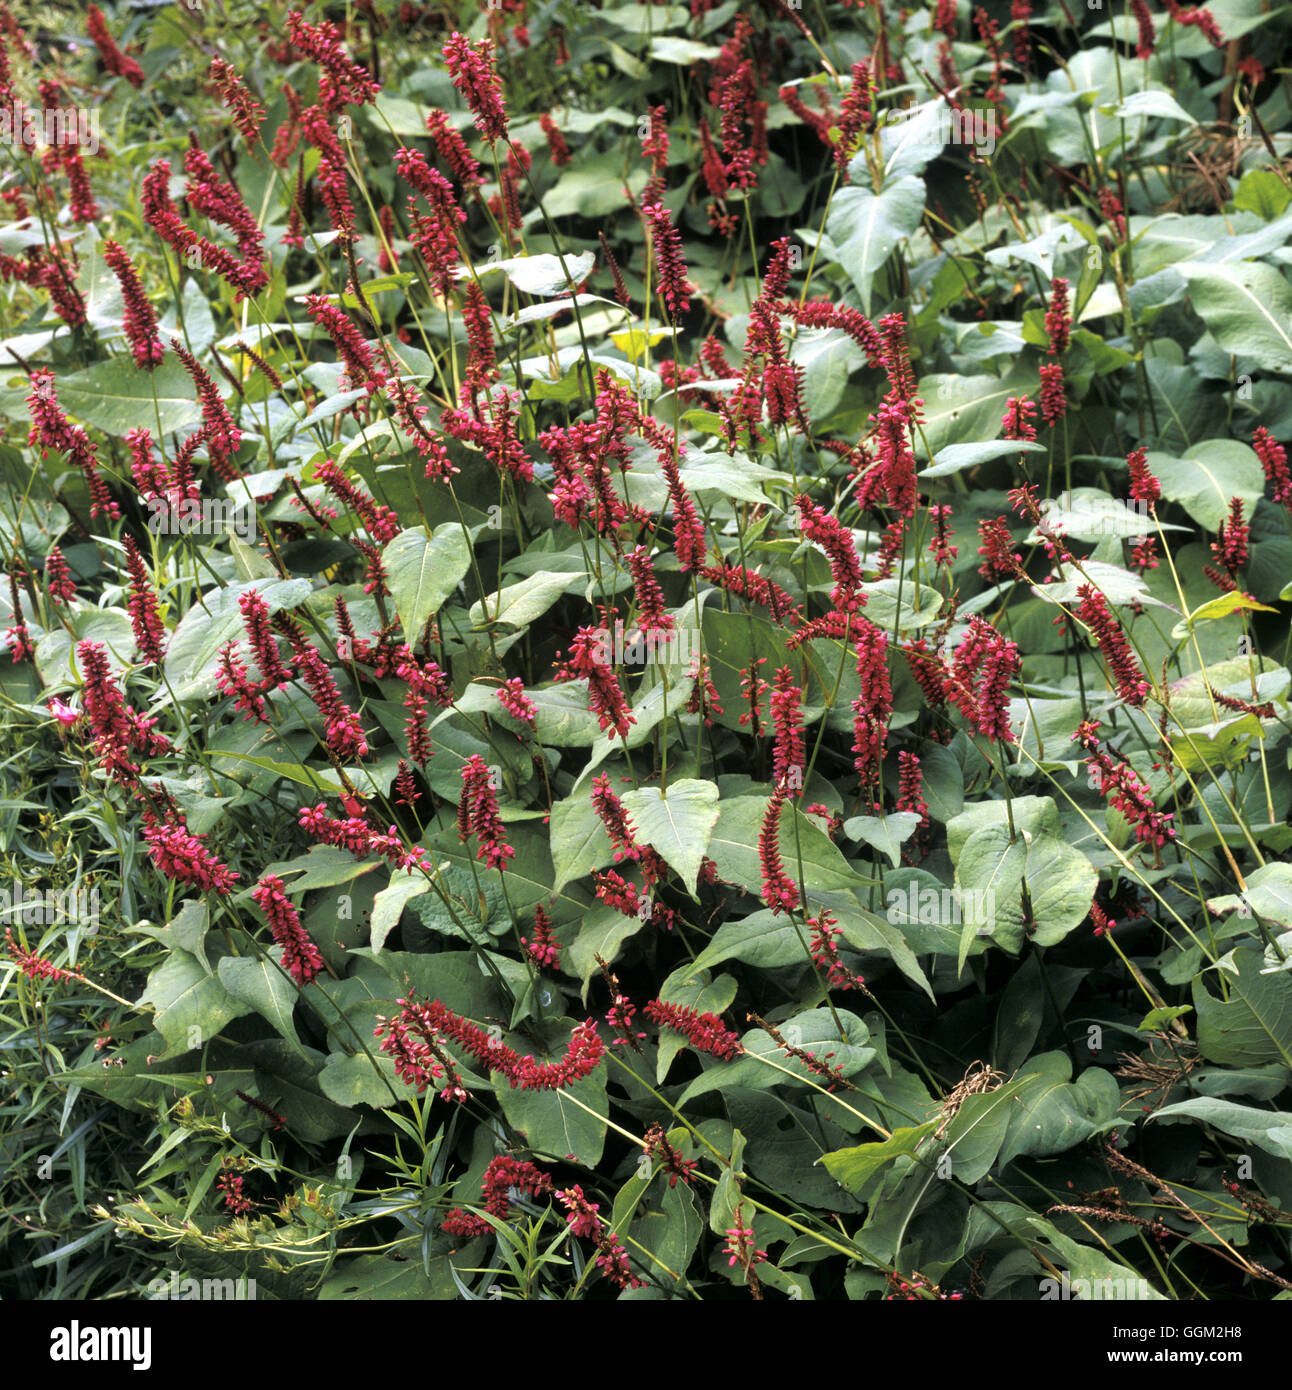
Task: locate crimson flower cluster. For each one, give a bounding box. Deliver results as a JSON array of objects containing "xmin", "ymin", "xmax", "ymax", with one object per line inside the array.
[
  {"xmin": 420, "ymin": 1000, "xmax": 605, "ymax": 1091},
  {"xmin": 458, "ymin": 754, "xmax": 515, "ymax": 870},
  {"xmin": 643, "ymin": 999, "xmax": 743, "ymax": 1060},
  {"xmin": 252, "ymin": 874, "xmax": 324, "ymax": 986},
  {"xmin": 1075, "ymin": 586, "xmax": 1150, "ymax": 706},
  {"xmin": 555, "ymin": 627, "xmax": 635, "ymax": 740},
  {"xmin": 1074, "ymin": 721, "xmax": 1176, "ymax": 850},
  {"xmin": 441, "ymin": 1155, "xmax": 554, "ymax": 1238}
]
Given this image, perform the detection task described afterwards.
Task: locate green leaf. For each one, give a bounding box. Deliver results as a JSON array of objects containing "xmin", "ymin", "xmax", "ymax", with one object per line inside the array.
[
  {"xmin": 1178, "ymin": 262, "xmax": 1292, "ymax": 372},
  {"xmin": 822, "ymin": 1122, "xmax": 939, "ymax": 1194},
  {"xmin": 550, "ymin": 790, "xmax": 614, "ymax": 892},
  {"xmin": 1028, "ymin": 1220, "xmax": 1167, "ymax": 1300},
  {"xmin": 217, "ymin": 952, "xmax": 306, "ymax": 1054},
  {"xmin": 54, "ymin": 357, "xmax": 204, "ymax": 435},
  {"xmin": 1148, "ymin": 441, "xmax": 1267, "ymax": 530},
  {"xmin": 1193, "ymin": 948, "xmax": 1292, "ymax": 1069},
  {"xmin": 383, "ymin": 524, "xmax": 472, "ymax": 643},
  {"xmin": 467, "ymin": 251, "xmax": 595, "ymax": 296},
  {"xmin": 705, "ymin": 795, "xmax": 872, "ymax": 895},
  {"xmin": 368, "ymin": 870, "xmax": 428, "ymax": 952},
  {"xmin": 317, "ymin": 1051, "xmax": 407, "ymax": 1109},
  {"xmin": 259, "ymin": 843, "xmax": 385, "ymax": 891},
  {"xmin": 543, "ymin": 153, "xmax": 649, "ymax": 219},
  {"xmin": 496, "ymin": 1030, "xmax": 609, "ymax": 1165},
  {"xmin": 1109, "ymin": 89, "xmax": 1199, "ymax": 124},
  {"xmin": 940, "ymin": 1081, "xmax": 1031, "ymax": 1183},
  {"xmin": 826, "ymin": 176, "xmax": 926, "ymax": 314},
  {"xmin": 318, "ymin": 1253, "xmax": 458, "ymax": 1299},
  {"xmin": 1171, "ymin": 589, "xmax": 1278, "ymax": 639},
  {"xmin": 649, "ymin": 35, "xmax": 721, "ymax": 61},
  {"xmin": 920, "ymin": 438, "xmax": 1046, "ymax": 478},
  {"xmin": 842, "ymin": 812, "xmax": 922, "ymax": 867},
  {"xmin": 954, "ymin": 826, "xmax": 1097, "ymax": 967},
  {"xmin": 656, "ymin": 971, "xmax": 738, "ymax": 1083},
  {"xmin": 618, "ymin": 779, "xmax": 720, "ymax": 896},
  {"xmin": 164, "ymin": 578, "xmax": 312, "ymax": 702},
  {"xmin": 1167, "ymin": 655, "xmax": 1281, "ymax": 728},
  {"xmin": 996, "ymin": 1053, "xmax": 1121, "ymax": 1166},
  {"xmin": 137, "ymin": 950, "xmax": 251, "ymax": 1060},
  {"xmin": 1151, "ymin": 1097, "xmax": 1292, "ymax": 1160},
  {"xmin": 947, "ymin": 795, "xmax": 1059, "ymax": 863},
  {"xmin": 789, "ymin": 328, "xmax": 867, "ymax": 423},
  {"xmin": 914, "ymin": 369, "xmax": 1034, "ymax": 459},
  {"xmin": 564, "ymin": 904, "xmax": 645, "ymax": 998},
  {"xmin": 468, "ymin": 569, "xmax": 574, "ymax": 628}
]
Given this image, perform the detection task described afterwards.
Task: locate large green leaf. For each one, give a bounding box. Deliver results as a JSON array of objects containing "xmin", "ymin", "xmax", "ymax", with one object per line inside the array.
[
  {"xmin": 468, "ymin": 569, "xmax": 575, "ymax": 629},
  {"xmin": 1148, "ymin": 441, "xmax": 1266, "ymax": 530},
  {"xmin": 1193, "ymin": 948, "xmax": 1292, "ymax": 1070},
  {"xmin": 383, "ymin": 524, "xmax": 472, "ymax": 642},
  {"xmin": 822, "ymin": 1122, "xmax": 940, "ymax": 1195},
  {"xmin": 1151, "ymin": 1096, "xmax": 1292, "ymax": 1160},
  {"xmin": 619, "ymin": 779, "xmax": 720, "ymax": 896},
  {"xmin": 217, "ymin": 951, "xmax": 306, "ymax": 1054},
  {"xmin": 319, "ymin": 1253, "xmax": 458, "ymax": 1299},
  {"xmin": 137, "ymin": 949, "xmax": 251, "ymax": 1060},
  {"xmin": 954, "ymin": 826, "xmax": 1097, "ymax": 967},
  {"xmin": 163, "ymin": 578, "xmax": 312, "ymax": 701},
  {"xmin": 550, "ymin": 789, "xmax": 615, "ymax": 892},
  {"xmin": 55, "ymin": 356, "xmax": 204, "ymax": 435},
  {"xmin": 826, "ymin": 176, "xmax": 926, "ymax": 313},
  {"xmin": 705, "ymin": 795, "xmax": 872, "ymax": 895},
  {"xmin": 1178, "ymin": 262, "xmax": 1292, "ymax": 372},
  {"xmin": 996, "ymin": 1053, "xmax": 1121, "ymax": 1166}
]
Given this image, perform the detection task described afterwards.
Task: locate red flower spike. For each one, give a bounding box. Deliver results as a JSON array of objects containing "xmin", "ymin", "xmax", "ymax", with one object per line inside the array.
[
  {"xmin": 284, "ymin": 9, "xmax": 380, "ymax": 110},
  {"xmin": 208, "ymin": 57, "xmax": 265, "ymax": 145},
  {"xmin": 27, "ymin": 370, "xmax": 119, "ymax": 520},
  {"xmin": 1253, "ymin": 428, "xmax": 1292, "ymax": 507},
  {"xmin": 86, "ymin": 4, "xmax": 144, "ymax": 87},
  {"xmin": 522, "ymin": 905, "xmax": 561, "ymax": 970},
  {"xmin": 425, "ymin": 108, "xmax": 483, "ymax": 188},
  {"xmin": 459, "ymin": 754, "xmax": 515, "ymax": 870},
  {"xmin": 1127, "ymin": 447, "xmax": 1161, "ymax": 506},
  {"xmin": 851, "ymin": 619, "xmax": 892, "ymax": 780},
  {"xmin": 253, "ymin": 874, "xmax": 324, "ymax": 986},
  {"xmin": 643, "ymin": 200, "xmax": 692, "ymax": 319},
  {"xmin": 44, "ymin": 546, "xmax": 76, "ymax": 604},
  {"xmin": 123, "ymin": 535, "xmax": 166, "ymax": 665},
  {"xmin": 103, "ymin": 240, "xmax": 165, "ymax": 370},
  {"xmin": 770, "ymin": 666, "xmax": 806, "ymax": 796},
  {"xmin": 5, "ymin": 928, "xmax": 82, "ymax": 984},
  {"xmin": 1075, "ymin": 587, "xmax": 1150, "ymax": 707},
  {"xmin": 758, "ymin": 787, "xmax": 802, "ymax": 915},
  {"xmin": 643, "ymin": 999, "xmax": 743, "ymax": 1060},
  {"xmin": 142, "ymin": 809, "xmax": 239, "ymax": 896},
  {"xmin": 443, "ymin": 32, "xmax": 509, "ymax": 143},
  {"xmin": 556, "ymin": 627, "xmax": 636, "ymax": 740}
]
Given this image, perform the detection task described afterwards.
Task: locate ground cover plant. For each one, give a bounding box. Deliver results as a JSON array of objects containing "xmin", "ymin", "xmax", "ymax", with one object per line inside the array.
[{"xmin": 1, "ymin": 0, "xmax": 1291, "ymax": 1304}]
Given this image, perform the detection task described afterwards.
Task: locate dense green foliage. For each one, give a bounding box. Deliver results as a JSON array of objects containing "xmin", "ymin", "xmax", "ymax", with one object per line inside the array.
[{"xmin": 2, "ymin": 0, "xmax": 1292, "ymax": 1302}]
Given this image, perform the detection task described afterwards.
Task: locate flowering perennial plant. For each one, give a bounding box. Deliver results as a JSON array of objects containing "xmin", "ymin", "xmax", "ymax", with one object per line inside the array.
[{"xmin": 5, "ymin": 0, "xmax": 1287, "ymax": 1310}]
